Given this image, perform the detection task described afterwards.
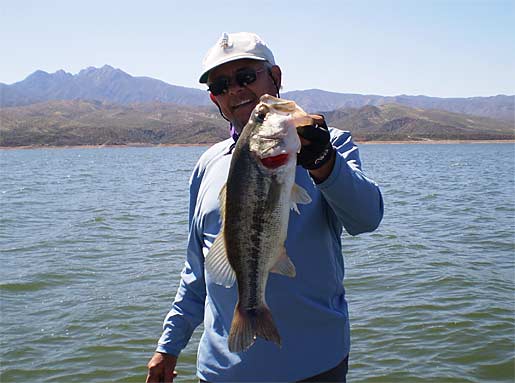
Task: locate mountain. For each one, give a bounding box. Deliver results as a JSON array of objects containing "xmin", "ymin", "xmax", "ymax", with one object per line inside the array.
[
  {"xmin": 1, "ymin": 65, "xmax": 513, "ymax": 123},
  {"xmin": 282, "ymin": 89, "xmax": 515, "ymax": 123},
  {"xmin": 1, "ymin": 65, "xmax": 513, "ymax": 146},
  {"xmin": 0, "ymin": 65, "xmax": 211, "ymax": 107},
  {"xmin": 1, "ymin": 100, "xmax": 512, "ymax": 147}
]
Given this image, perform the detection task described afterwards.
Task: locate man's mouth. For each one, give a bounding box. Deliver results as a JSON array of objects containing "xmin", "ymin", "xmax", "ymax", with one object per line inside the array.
[{"xmin": 231, "ymin": 99, "xmax": 254, "ymax": 109}]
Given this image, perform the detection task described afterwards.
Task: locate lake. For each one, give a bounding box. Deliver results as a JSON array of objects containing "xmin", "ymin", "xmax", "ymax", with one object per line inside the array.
[{"xmin": 1, "ymin": 143, "xmax": 514, "ymax": 382}]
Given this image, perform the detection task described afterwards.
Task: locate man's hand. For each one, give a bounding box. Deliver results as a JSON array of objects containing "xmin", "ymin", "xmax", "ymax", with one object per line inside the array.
[
  {"xmin": 297, "ymin": 114, "xmax": 335, "ymax": 183},
  {"xmin": 146, "ymin": 352, "xmax": 178, "ymax": 383}
]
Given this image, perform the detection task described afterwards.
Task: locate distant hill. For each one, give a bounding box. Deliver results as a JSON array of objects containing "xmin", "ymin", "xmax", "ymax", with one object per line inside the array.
[
  {"xmin": 1, "ymin": 65, "xmax": 513, "ymax": 123},
  {"xmin": 1, "ymin": 100, "xmax": 512, "ymax": 147},
  {"xmin": 323, "ymin": 104, "xmax": 514, "ymax": 141},
  {"xmin": 282, "ymin": 89, "xmax": 515, "ymax": 123},
  {"xmin": 0, "ymin": 100, "xmax": 227, "ymax": 147}
]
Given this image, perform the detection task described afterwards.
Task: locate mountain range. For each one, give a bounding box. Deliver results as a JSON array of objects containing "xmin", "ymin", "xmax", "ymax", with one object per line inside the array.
[
  {"xmin": 0, "ymin": 65, "xmax": 513, "ymax": 147},
  {"xmin": 0, "ymin": 65, "xmax": 210, "ymax": 107},
  {"xmin": 2, "ymin": 65, "xmax": 514, "ymax": 121}
]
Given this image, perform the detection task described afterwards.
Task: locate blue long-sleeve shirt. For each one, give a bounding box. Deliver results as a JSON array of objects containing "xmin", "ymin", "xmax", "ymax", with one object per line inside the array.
[{"xmin": 156, "ymin": 128, "xmax": 384, "ymax": 381}]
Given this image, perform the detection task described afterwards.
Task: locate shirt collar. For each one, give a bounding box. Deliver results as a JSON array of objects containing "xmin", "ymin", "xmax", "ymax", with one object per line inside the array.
[{"xmin": 224, "ymin": 123, "xmax": 239, "ymax": 154}]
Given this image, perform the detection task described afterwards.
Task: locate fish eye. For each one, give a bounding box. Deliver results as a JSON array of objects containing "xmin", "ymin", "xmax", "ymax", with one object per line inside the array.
[
  {"xmin": 256, "ymin": 109, "xmax": 268, "ymax": 122},
  {"xmin": 256, "ymin": 106, "xmax": 268, "ymax": 122}
]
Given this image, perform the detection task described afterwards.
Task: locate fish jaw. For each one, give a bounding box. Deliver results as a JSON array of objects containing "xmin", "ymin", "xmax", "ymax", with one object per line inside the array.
[
  {"xmin": 249, "ymin": 112, "xmax": 301, "ymax": 172},
  {"xmin": 246, "ymin": 94, "xmax": 312, "ymax": 163},
  {"xmin": 259, "ymin": 94, "xmax": 301, "ymax": 115}
]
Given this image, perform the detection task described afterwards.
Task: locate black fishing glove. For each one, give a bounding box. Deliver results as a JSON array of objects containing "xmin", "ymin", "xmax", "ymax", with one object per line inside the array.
[{"xmin": 297, "ymin": 115, "xmax": 334, "ymax": 170}]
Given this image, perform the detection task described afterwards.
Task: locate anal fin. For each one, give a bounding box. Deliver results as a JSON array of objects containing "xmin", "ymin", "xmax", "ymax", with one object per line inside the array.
[{"xmin": 270, "ymin": 246, "xmax": 296, "ymax": 278}]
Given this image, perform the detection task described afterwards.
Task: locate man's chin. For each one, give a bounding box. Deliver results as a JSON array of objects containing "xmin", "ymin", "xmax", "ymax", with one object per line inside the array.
[{"xmin": 233, "ymin": 102, "xmax": 257, "ymax": 126}]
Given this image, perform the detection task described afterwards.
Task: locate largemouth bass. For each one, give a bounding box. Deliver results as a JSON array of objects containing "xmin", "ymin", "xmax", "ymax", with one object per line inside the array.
[{"xmin": 206, "ymin": 94, "xmax": 312, "ymax": 353}]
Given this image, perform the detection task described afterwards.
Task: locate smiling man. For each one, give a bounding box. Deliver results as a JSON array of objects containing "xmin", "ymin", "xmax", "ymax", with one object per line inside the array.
[
  {"xmin": 146, "ymin": 32, "xmax": 383, "ymax": 382},
  {"xmin": 207, "ymin": 59, "xmax": 279, "ymax": 131}
]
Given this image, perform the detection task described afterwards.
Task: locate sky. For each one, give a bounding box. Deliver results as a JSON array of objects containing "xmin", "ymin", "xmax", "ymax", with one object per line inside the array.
[{"xmin": 1, "ymin": 0, "xmax": 514, "ymax": 98}]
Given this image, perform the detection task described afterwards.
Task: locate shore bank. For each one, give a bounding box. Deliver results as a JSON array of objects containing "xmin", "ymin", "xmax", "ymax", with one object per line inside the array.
[
  {"xmin": 1, "ymin": 140, "xmax": 514, "ymax": 150},
  {"xmin": 0, "ymin": 143, "xmax": 212, "ymax": 150},
  {"xmin": 358, "ymin": 139, "xmax": 515, "ymax": 145}
]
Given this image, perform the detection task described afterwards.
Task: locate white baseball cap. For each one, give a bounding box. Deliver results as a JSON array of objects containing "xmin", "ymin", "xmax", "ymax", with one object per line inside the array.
[{"xmin": 199, "ymin": 32, "xmax": 276, "ymax": 84}]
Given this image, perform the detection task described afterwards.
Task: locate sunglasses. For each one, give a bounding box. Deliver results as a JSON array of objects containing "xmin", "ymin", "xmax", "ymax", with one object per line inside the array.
[{"xmin": 208, "ymin": 68, "xmax": 266, "ymax": 96}]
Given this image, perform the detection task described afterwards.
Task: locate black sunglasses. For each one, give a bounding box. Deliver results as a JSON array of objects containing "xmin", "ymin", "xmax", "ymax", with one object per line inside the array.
[{"xmin": 208, "ymin": 67, "xmax": 266, "ymax": 96}]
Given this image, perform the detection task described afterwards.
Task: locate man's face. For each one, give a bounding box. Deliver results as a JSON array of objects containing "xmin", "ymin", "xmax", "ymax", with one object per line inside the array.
[{"xmin": 208, "ymin": 59, "xmax": 281, "ymax": 132}]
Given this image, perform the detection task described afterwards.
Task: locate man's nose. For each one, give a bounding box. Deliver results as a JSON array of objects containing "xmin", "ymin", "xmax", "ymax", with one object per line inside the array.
[{"xmin": 226, "ymin": 81, "xmax": 245, "ymax": 95}]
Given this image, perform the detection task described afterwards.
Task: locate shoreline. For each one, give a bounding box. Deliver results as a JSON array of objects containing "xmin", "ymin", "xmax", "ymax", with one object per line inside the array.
[
  {"xmin": 358, "ymin": 139, "xmax": 515, "ymax": 145},
  {"xmin": 0, "ymin": 143, "xmax": 212, "ymax": 150},
  {"xmin": 1, "ymin": 139, "xmax": 514, "ymax": 150}
]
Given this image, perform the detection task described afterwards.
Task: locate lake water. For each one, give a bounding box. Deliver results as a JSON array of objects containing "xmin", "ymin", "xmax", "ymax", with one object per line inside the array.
[{"xmin": 1, "ymin": 143, "xmax": 514, "ymax": 382}]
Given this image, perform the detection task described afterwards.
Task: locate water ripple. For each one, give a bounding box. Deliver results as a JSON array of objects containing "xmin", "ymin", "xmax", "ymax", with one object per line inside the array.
[{"xmin": 1, "ymin": 144, "xmax": 514, "ymax": 382}]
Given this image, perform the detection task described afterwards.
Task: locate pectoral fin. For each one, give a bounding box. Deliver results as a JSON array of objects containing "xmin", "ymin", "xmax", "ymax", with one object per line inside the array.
[
  {"xmin": 205, "ymin": 183, "xmax": 236, "ymax": 288},
  {"xmin": 290, "ymin": 183, "xmax": 312, "ymax": 214},
  {"xmin": 205, "ymin": 232, "xmax": 236, "ymax": 288}
]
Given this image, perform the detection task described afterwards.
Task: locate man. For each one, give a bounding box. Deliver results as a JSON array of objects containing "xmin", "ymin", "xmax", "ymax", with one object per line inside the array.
[{"xmin": 146, "ymin": 32, "xmax": 383, "ymax": 382}]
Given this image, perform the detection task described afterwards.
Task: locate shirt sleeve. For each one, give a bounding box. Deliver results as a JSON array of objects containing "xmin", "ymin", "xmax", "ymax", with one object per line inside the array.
[
  {"xmin": 156, "ymin": 166, "xmax": 207, "ymax": 356},
  {"xmin": 316, "ymin": 128, "xmax": 384, "ymax": 236}
]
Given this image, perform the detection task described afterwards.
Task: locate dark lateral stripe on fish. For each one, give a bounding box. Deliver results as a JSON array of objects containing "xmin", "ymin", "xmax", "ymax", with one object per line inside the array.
[
  {"xmin": 246, "ymin": 184, "xmax": 266, "ymax": 308},
  {"xmin": 246, "ymin": 246, "xmax": 260, "ymax": 308}
]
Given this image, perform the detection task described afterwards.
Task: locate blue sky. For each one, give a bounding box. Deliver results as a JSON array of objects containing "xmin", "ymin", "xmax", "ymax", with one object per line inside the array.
[{"xmin": 1, "ymin": 0, "xmax": 514, "ymax": 97}]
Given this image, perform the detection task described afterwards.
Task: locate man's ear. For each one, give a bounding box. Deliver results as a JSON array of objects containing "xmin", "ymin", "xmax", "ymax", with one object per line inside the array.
[
  {"xmin": 209, "ymin": 93, "xmax": 219, "ymax": 106},
  {"xmin": 270, "ymin": 65, "xmax": 282, "ymax": 90}
]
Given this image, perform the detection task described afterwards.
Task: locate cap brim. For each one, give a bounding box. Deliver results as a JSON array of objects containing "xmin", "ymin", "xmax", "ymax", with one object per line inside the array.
[{"xmin": 199, "ymin": 55, "xmax": 267, "ymax": 83}]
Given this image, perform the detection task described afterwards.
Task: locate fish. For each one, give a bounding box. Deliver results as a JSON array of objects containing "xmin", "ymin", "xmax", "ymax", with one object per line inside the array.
[{"xmin": 205, "ymin": 94, "xmax": 313, "ymax": 353}]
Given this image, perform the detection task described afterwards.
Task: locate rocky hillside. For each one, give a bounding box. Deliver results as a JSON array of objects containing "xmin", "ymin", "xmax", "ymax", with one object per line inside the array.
[
  {"xmin": 323, "ymin": 104, "xmax": 514, "ymax": 141},
  {"xmin": 0, "ymin": 100, "xmax": 227, "ymax": 147},
  {"xmin": 1, "ymin": 100, "xmax": 512, "ymax": 147}
]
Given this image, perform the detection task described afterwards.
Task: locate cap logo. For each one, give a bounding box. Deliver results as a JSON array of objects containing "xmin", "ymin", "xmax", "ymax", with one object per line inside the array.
[{"xmin": 220, "ymin": 32, "xmax": 233, "ymax": 49}]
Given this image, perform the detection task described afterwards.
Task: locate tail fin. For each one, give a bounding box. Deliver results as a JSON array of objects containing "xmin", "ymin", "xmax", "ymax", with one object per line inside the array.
[{"xmin": 228, "ymin": 304, "xmax": 281, "ymax": 353}]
